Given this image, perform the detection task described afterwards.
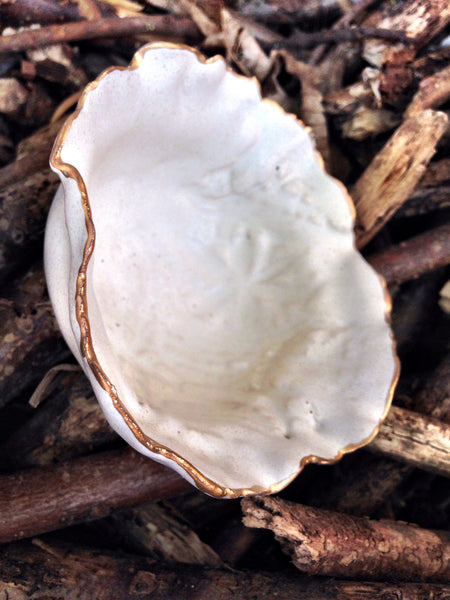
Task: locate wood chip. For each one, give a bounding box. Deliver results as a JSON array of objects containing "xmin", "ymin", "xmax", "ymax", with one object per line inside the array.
[
  {"xmin": 0, "ymin": 78, "xmax": 29, "ymax": 115},
  {"xmin": 351, "ymin": 109, "xmax": 449, "ymax": 247}
]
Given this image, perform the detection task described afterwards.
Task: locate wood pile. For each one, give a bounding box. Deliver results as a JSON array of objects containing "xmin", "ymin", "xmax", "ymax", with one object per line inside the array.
[{"xmin": 0, "ymin": 0, "xmax": 449, "ymax": 597}]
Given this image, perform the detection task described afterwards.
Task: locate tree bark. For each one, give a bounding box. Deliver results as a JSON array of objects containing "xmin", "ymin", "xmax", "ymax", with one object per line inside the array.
[
  {"xmin": 367, "ymin": 223, "xmax": 450, "ymax": 286},
  {"xmin": 0, "ymin": 370, "xmax": 117, "ymax": 472},
  {"xmin": 0, "ymin": 264, "xmax": 69, "ymax": 409},
  {"xmin": 351, "ymin": 110, "xmax": 449, "ymax": 248},
  {"xmin": 0, "ymin": 15, "xmax": 200, "ymax": 54},
  {"xmin": 0, "ymin": 447, "xmax": 191, "ymax": 543},
  {"xmin": 242, "ymin": 496, "xmax": 450, "ymax": 582},
  {"xmin": 368, "ymin": 406, "xmax": 450, "ymax": 477},
  {"xmin": 1, "ymin": 539, "xmax": 449, "ymax": 600}
]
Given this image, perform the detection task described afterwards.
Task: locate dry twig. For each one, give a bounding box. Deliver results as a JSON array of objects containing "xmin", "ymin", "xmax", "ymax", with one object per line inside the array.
[
  {"xmin": 242, "ymin": 496, "xmax": 450, "ymax": 582},
  {"xmin": 405, "ymin": 64, "xmax": 450, "ymax": 118},
  {"xmin": 367, "ymin": 223, "xmax": 450, "ymax": 286},
  {"xmin": 368, "ymin": 406, "xmax": 450, "ymax": 477},
  {"xmin": 0, "ymin": 370, "xmax": 117, "ymax": 471},
  {"xmin": 1, "ymin": 539, "xmax": 450, "ymax": 600},
  {"xmin": 0, "ymin": 15, "xmax": 200, "ymax": 54},
  {"xmin": 351, "ymin": 110, "xmax": 448, "ymax": 248},
  {"xmin": 0, "ymin": 265, "xmax": 69, "ymax": 409},
  {"xmin": 0, "ymin": 447, "xmax": 190, "ymax": 543}
]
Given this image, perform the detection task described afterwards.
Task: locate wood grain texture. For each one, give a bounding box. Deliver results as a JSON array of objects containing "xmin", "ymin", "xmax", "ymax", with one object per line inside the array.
[
  {"xmin": 369, "ymin": 406, "xmax": 450, "ymax": 477},
  {"xmin": 242, "ymin": 496, "xmax": 450, "ymax": 582},
  {"xmin": 1, "ymin": 539, "xmax": 449, "ymax": 600},
  {"xmin": 0, "ymin": 447, "xmax": 191, "ymax": 543},
  {"xmin": 352, "ymin": 110, "xmax": 448, "ymax": 248}
]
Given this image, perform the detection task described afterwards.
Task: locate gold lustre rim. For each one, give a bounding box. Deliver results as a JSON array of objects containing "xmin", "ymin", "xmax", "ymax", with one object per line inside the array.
[{"xmin": 50, "ymin": 42, "xmax": 400, "ymax": 498}]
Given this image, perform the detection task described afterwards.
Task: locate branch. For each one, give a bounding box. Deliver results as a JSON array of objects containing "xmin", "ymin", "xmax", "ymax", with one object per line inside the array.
[
  {"xmin": 367, "ymin": 223, "xmax": 450, "ymax": 286},
  {"xmin": 0, "ymin": 370, "xmax": 117, "ymax": 471},
  {"xmin": 368, "ymin": 406, "xmax": 450, "ymax": 477},
  {"xmin": 0, "ymin": 447, "xmax": 191, "ymax": 543},
  {"xmin": 272, "ymin": 26, "xmax": 414, "ymax": 51},
  {"xmin": 0, "ymin": 15, "xmax": 200, "ymax": 54},
  {"xmin": 0, "ymin": 119, "xmax": 66, "ymax": 282},
  {"xmin": 413, "ymin": 352, "xmax": 450, "ymax": 423},
  {"xmin": 0, "ymin": 264, "xmax": 70, "ymax": 409},
  {"xmin": 242, "ymin": 496, "xmax": 450, "ymax": 582},
  {"xmin": 351, "ymin": 109, "xmax": 449, "ymax": 248},
  {"xmin": 2, "ymin": 539, "xmax": 450, "ymax": 599},
  {"xmin": 405, "ymin": 64, "xmax": 450, "ymax": 118}
]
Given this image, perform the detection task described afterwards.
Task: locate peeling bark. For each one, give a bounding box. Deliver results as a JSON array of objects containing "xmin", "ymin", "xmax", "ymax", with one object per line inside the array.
[
  {"xmin": 351, "ymin": 110, "xmax": 448, "ymax": 248},
  {"xmin": 369, "ymin": 406, "xmax": 450, "ymax": 477},
  {"xmin": 0, "ymin": 447, "xmax": 191, "ymax": 543},
  {"xmin": 242, "ymin": 496, "xmax": 450, "ymax": 582},
  {"xmin": 1, "ymin": 539, "xmax": 450, "ymax": 600}
]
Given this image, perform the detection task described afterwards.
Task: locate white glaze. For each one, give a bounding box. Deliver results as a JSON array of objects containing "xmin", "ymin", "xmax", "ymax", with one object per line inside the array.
[{"xmin": 45, "ymin": 45, "xmax": 398, "ymax": 494}]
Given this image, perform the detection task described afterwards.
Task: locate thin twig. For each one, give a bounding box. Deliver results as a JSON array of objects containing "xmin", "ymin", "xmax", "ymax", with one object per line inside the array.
[
  {"xmin": 309, "ymin": 0, "xmax": 382, "ymax": 64},
  {"xmin": 0, "ymin": 15, "xmax": 200, "ymax": 54},
  {"xmin": 272, "ymin": 26, "xmax": 414, "ymax": 52},
  {"xmin": 367, "ymin": 223, "xmax": 450, "ymax": 286}
]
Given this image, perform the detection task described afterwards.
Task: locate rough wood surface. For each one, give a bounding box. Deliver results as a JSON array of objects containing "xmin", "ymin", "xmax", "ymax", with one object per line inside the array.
[
  {"xmin": 369, "ymin": 406, "xmax": 450, "ymax": 477},
  {"xmin": 362, "ymin": 0, "xmax": 450, "ymax": 67},
  {"xmin": 242, "ymin": 496, "xmax": 450, "ymax": 582},
  {"xmin": 94, "ymin": 502, "xmax": 223, "ymax": 566},
  {"xmin": 324, "ymin": 80, "xmax": 400, "ymax": 141},
  {"xmin": 0, "ymin": 15, "xmax": 200, "ymax": 54},
  {"xmin": 0, "ymin": 0, "xmax": 116, "ymax": 27},
  {"xmin": 1, "ymin": 539, "xmax": 449, "ymax": 600},
  {"xmin": 0, "ymin": 370, "xmax": 117, "ymax": 471},
  {"xmin": 367, "ymin": 223, "xmax": 450, "ymax": 286},
  {"xmin": 0, "ymin": 168, "xmax": 59, "ymax": 281},
  {"xmin": 0, "ymin": 265, "xmax": 69, "ymax": 409},
  {"xmin": 0, "ymin": 447, "xmax": 191, "ymax": 543},
  {"xmin": 405, "ymin": 65, "xmax": 450, "ymax": 118},
  {"xmin": 413, "ymin": 353, "xmax": 450, "ymax": 423},
  {"xmin": 352, "ymin": 109, "xmax": 448, "ymax": 248}
]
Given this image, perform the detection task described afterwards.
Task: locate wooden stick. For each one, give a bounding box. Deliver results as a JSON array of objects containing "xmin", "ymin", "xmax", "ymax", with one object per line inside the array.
[
  {"xmin": 0, "ymin": 168, "xmax": 59, "ymax": 282},
  {"xmin": 242, "ymin": 496, "xmax": 450, "ymax": 582},
  {"xmin": 396, "ymin": 186, "xmax": 450, "ymax": 218},
  {"xmin": 368, "ymin": 405, "xmax": 450, "ymax": 477},
  {"xmin": 94, "ymin": 502, "xmax": 222, "ymax": 566},
  {"xmin": 362, "ymin": 0, "xmax": 450, "ymax": 67},
  {"xmin": 2, "ymin": 539, "xmax": 450, "ymax": 599},
  {"xmin": 413, "ymin": 352, "xmax": 450, "ymax": 423},
  {"xmin": 0, "ymin": 264, "xmax": 69, "ymax": 409},
  {"xmin": 309, "ymin": 0, "xmax": 380, "ymax": 64},
  {"xmin": 0, "ymin": 447, "xmax": 191, "ymax": 543},
  {"xmin": 0, "ymin": 370, "xmax": 118, "ymax": 471},
  {"xmin": 274, "ymin": 26, "xmax": 414, "ymax": 51},
  {"xmin": 405, "ymin": 64, "xmax": 450, "ymax": 118},
  {"xmin": 351, "ymin": 109, "xmax": 449, "ymax": 248},
  {"xmin": 0, "ymin": 15, "xmax": 200, "ymax": 54},
  {"xmin": 0, "ymin": 119, "xmax": 67, "ymax": 282},
  {"xmin": 0, "ymin": 0, "xmax": 115, "ymax": 27},
  {"xmin": 367, "ymin": 223, "xmax": 450, "ymax": 286}
]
